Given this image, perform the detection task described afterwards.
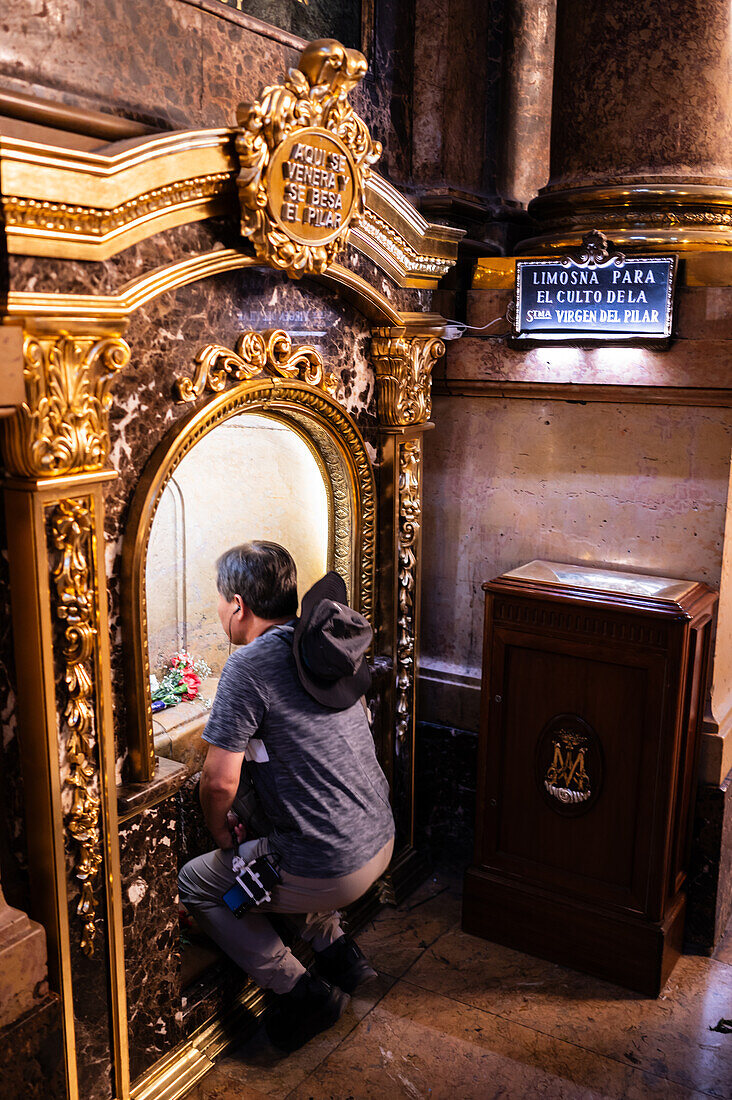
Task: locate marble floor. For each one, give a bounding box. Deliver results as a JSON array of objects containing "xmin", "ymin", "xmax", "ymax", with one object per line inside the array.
[{"xmin": 184, "ymin": 870, "xmax": 732, "ymax": 1100}]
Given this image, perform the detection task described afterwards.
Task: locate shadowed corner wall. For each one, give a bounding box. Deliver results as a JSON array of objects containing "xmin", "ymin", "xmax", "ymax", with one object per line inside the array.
[{"xmin": 415, "ymin": 0, "xmax": 732, "ymax": 951}]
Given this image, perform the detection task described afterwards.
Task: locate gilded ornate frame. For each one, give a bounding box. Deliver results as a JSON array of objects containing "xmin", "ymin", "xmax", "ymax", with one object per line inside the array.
[
  {"xmin": 121, "ymin": 378, "xmax": 376, "ymax": 782},
  {"xmin": 0, "ymin": 40, "xmax": 459, "ymax": 1098}
]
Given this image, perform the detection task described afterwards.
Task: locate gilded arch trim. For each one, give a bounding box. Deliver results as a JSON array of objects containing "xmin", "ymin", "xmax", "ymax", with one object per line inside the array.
[
  {"xmin": 2, "ymin": 249, "xmax": 455, "ymax": 330},
  {"xmin": 121, "ymin": 378, "xmax": 376, "ymax": 782}
]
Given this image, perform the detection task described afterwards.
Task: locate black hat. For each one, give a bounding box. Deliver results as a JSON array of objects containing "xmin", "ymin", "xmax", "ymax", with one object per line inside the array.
[{"xmin": 293, "ymin": 572, "xmax": 372, "ymax": 709}]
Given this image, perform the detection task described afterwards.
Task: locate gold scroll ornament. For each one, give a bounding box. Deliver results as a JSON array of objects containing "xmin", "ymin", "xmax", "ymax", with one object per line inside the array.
[
  {"xmin": 174, "ymin": 328, "xmax": 339, "ymax": 403},
  {"xmin": 236, "ymin": 39, "xmax": 382, "ymax": 277},
  {"xmin": 396, "ymin": 438, "xmax": 421, "ymax": 744},
  {"xmin": 51, "ymin": 498, "xmax": 103, "ymax": 956}
]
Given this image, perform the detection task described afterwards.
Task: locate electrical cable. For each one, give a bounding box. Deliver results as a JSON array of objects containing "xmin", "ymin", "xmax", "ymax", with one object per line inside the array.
[{"xmin": 439, "ymin": 308, "xmax": 515, "ymax": 340}]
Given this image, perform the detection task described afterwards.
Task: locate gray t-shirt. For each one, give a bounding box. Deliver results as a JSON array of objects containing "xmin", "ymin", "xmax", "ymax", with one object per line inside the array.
[{"xmin": 203, "ymin": 622, "xmax": 394, "ymax": 877}]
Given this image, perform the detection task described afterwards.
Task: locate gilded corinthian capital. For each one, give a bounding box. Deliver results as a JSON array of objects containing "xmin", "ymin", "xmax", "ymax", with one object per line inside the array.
[
  {"xmin": 2, "ymin": 332, "xmax": 130, "ymax": 478},
  {"xmin": 371, "ymin": 328, "xmax": 445, "ymax": 428}
]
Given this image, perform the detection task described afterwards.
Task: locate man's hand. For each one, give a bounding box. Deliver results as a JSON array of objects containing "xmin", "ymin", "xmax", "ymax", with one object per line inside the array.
[
  {"xmin": 226, "ymin": 810, "xmax": 247, "ymax": 846},
  {"xmin": 200, "ymin": 744, "xmax": 245, "ymax": 849}
]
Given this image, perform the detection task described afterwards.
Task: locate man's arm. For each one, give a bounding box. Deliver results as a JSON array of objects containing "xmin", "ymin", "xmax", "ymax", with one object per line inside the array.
[{"xmin": 200, "ymin": 744, "xmax": 245, "ymax": 849}]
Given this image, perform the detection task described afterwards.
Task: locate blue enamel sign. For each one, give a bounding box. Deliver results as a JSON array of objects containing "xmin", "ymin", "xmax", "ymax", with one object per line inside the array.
[{"xmin": 515, "ymin": 255, "xmax": 676, "ymax": 341}]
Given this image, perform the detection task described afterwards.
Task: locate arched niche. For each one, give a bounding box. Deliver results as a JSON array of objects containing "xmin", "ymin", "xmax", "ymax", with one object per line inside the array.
[{"xmin": 121, "ymin": 378, "xmax": 376, "ymax": 782}]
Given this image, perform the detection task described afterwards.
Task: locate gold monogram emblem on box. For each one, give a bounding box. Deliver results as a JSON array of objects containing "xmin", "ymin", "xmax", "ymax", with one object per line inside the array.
[
  {"xmin": 544, "ymin": 729, "xmax": 592, "ymax": 805},
  {"xmin": 236, "ymin": 39, "xmax": 382, "ymax": 277},
  {"xmin": 535, "ymin": 714, "xmax": 603, "ymax": 816}
]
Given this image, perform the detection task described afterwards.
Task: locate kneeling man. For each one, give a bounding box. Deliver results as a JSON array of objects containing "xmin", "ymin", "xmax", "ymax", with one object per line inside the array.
[{"xmin": 179, "ymin": 541, "xmax": 394, "ymax": 1051}]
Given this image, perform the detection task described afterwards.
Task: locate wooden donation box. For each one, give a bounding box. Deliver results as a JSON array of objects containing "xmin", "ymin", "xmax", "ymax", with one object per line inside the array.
[{"xmin": 462, "ymin": 561, "xmax": 717, "ymax": 995}]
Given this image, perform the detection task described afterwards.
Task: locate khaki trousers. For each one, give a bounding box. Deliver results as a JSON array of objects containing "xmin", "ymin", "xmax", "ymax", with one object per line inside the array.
[{"xmin": 178, "ymin": 836, "xmax": 394, "ymax": 994}]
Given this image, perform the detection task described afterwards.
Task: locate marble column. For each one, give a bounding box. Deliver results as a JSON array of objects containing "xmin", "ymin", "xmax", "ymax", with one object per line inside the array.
[
  {"xmin": 0, "ymin": 868, "xmax": 47, "ymax": 1030},
  {"xmin": 496, "ymin": 0, "xmax": 556, "ymax": 210},
  {"xmin": 524, "ymin": 0, "xmax": 732, "ymax": 252}
]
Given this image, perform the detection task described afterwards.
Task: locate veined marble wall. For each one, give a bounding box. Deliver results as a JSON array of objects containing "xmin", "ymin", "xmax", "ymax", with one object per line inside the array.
[
  {"xmin": 420, "ymin": 282, "xmax": 732, "ymax": 794},
  {"xmin": 0, "ymin": 0, "xmax": 413, "ymax": 185},
  {"xmin": 422, "ymin": 395, "xmax": 732, "ymax": 678}
]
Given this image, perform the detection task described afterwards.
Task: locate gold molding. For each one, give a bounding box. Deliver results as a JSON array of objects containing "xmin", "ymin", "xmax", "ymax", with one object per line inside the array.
[
  {"xmin": 0, "ymin": 127, "xmax": 234, "ymax": 204},
  {"xmin": 175, "ymin": 328, "xmax": 338, "ymax": 403},
  {"xmin": 396, "ymin": 438, "xmax": 421, "ymax": 750},
  {"xmin": 0, "ymin": 123, "xmax": 460, "ymax": 284},
  {"xmin": 1, "ymin": 332, "xmax": 131, "ymax": 478},
  {"xmin": 235, "ymin": 39, "xmax": 381, "ymax": 277},
  {"xmin": 351, "ymin": 209, "xmax": 456, "ymax": 286},
  {"xmin": 49, "ymin": 497, "xmax": 103, "ymax": 957},
  {"xmin": 523, "ymin": 182, "xmax": 732, "ymax": 254},
  {"xmin": 3, "ymin": 173, "xmax": 236, "ymax": 261},
  {"xmin": 121, "ymin": 377, "xmax": 376, "ymax": 782},
  {"xmin": 372, "ymin": 329, "xmax": 445, "ymax": 427}
]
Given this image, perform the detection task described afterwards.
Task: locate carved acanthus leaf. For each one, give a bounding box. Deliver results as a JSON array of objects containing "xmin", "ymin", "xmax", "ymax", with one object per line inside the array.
[
  {"xmin": 2, "ymin": 333, "xmax": 130, "ymax": 478},
  {"xmin": 371, "ymin": 330, "xmax": 445, "ymax": 427}
]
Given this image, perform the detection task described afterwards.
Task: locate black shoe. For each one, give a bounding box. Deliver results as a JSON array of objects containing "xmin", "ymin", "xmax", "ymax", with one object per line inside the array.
[
  {"xmin": 314, "ymin": 935, "xmax": 378, "ymax": 994},
  {"xmin": 264, "ymin": 971, "xmax": 348, "ymax": 1053}
]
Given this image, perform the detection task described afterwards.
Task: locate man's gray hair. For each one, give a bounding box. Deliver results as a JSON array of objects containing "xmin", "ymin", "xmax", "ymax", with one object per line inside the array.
[{"xmin": 216, "ymin": 541, "xmax": 298, "ymax": 619}]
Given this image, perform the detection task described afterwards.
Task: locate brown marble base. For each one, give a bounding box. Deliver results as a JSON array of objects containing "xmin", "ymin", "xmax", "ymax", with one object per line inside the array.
[
  {"xmin": 120, "ymin": 796, "xmax": 183, "ymax": 1083},
  {"xmin": 686, "ymin": 767, "xmax": 732, "ymax": 954},
  {"xmin": 0, "ymin": 994, "xmax": 64, "ymax": 1100}
]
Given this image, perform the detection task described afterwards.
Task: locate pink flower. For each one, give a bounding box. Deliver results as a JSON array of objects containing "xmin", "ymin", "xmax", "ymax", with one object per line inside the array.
[{"xmin": 181, "ymin": 670, "xmax": 201, "ymax": 699}]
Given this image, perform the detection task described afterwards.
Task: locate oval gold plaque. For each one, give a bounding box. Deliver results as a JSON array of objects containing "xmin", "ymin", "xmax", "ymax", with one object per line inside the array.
[{"xmin": 268, "ymin": 128, "xmax": 357, "ymax": 247}]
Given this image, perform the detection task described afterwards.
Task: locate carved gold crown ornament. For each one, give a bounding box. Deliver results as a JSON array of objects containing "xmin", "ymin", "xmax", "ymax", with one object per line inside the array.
[
  {"xmin": 174, "ymin": 328, "xmax": 339, "ymax": 403},
  {"xmin": 235, "ymin": 38, "xmax": 382, "ymax": 277}
]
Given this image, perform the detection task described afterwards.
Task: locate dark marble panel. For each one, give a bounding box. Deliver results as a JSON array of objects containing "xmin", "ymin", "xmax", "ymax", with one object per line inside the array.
[
  {"xmin": 0, "ymin": 994, "xmax": 65, "ymax": 1100},
  {"xmin": 340, "ymin": 244, "xmax": 432, "ymax": 313},
  {"xmin": 686, "ymin": 768, "xmax": 732, "ymax": 954},
  {"xmin": 120, "ymin": 801, "xmax": 183, "ymax": 1083},
  {"xmin": 178, "ymin": 772, "xmax": 211, "ymax": 868},
  {"xmin": 8, "ymin": 224, "xmax": 432, "ymax": 314},
  {"xmin": 0, "ymin": 0, "xmax": 297, "ymax": 132},
  {"xmin": 180, "ymin": 957, "xmax": 250, "ymax": 1038},
  {"xmin": 414, "ymin": 720, "xmax": 478, "ymax": 868},
  {"xmin": 7, "ymin": 220, "xmax": 239, "ymax": 298}
]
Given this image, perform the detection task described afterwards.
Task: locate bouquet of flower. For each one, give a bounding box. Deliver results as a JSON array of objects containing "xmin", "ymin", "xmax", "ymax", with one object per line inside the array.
[{"xmin": 150, "ymin": 651, "xmax": 212, "ymax": 711}]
